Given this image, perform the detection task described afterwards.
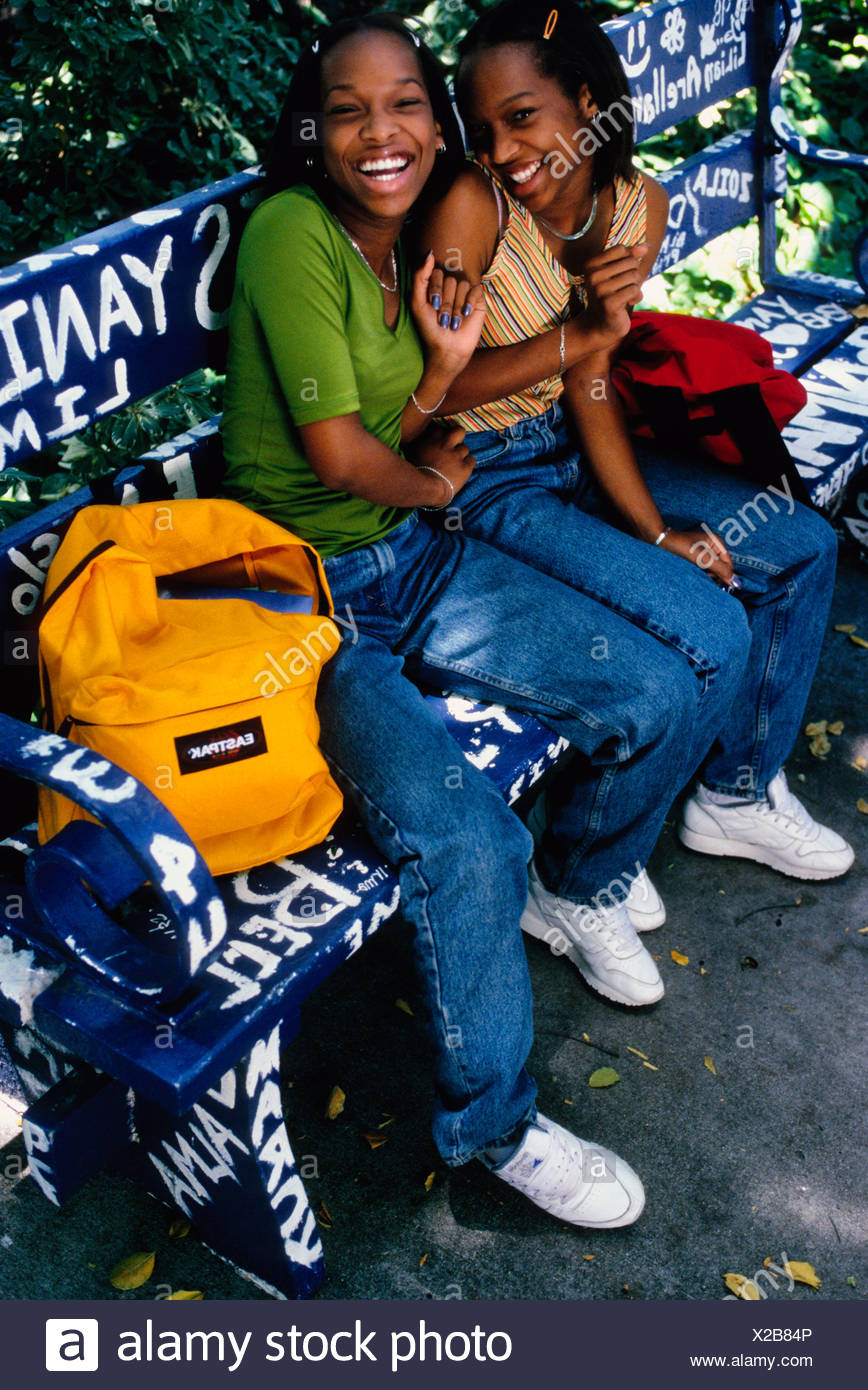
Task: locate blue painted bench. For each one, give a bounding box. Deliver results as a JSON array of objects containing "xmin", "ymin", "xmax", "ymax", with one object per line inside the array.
[{"xmin": 0, "ymin": 0, "xmax": 865, "ymax": 1300}]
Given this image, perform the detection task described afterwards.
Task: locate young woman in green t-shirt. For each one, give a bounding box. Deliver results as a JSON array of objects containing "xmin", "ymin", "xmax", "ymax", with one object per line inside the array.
[{"xmin": 221, "ymin": 12, "xmax": 747, "ymax": 1238}]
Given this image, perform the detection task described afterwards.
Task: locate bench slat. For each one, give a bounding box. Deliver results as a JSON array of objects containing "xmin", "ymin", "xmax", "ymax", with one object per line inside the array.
[
  {"xmin": 0, "ymin": 171, "xmax": 259, "ymax": 471},
  {"xmin": 727, "ymin": 289, "xmax": 858, "ymax": 374},
  {"xmin": 604, "ymin": 0, "xmax": 758, "ymax": 140},
  {"xmin": 782, "ymin": 321, "xmax": 868, "ymax": 507}
]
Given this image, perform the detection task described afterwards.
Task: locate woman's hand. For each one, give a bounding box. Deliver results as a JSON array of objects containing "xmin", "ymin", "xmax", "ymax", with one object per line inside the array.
[
  {"xmin": 411, "ymin": 252, "xmax": 486, "ymax": 375},
  {"xmin": 582, "ymin": 243, "xmax": 647, "ymax": 343},
  {"xmin": 659, "ymin": 526, "xmax": 737, "ymax": 588},
  {"xmin": 406, "ymin": 422, "xmax": 476, "ymax": 501}
]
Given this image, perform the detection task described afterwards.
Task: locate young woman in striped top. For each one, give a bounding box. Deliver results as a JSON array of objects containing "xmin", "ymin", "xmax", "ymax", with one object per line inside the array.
[{"xmin": 420, "ymin": 0, "xmax": 852, "ymax": 934}]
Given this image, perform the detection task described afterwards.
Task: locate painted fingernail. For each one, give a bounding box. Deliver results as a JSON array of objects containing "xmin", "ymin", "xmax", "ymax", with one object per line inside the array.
[
  {"xmin": 463, "ymin": 303, "xmax": 473, "ymax": 317},
  {"xmin": 432, "ymin": 294, "xmax": 441, "ymax": 311},
  {"xmin": 451, "ymin": 315, "xmax": 462, "ymax": 330},
  {"xmin": 439, "ymin": 312, "xmax": 451, "ymax": 328}
]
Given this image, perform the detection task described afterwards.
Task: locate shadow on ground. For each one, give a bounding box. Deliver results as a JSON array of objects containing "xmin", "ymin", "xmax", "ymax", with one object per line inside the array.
[{"xmin": 1, "ymin": 552, "xmax": 866, "ymax": 1303}]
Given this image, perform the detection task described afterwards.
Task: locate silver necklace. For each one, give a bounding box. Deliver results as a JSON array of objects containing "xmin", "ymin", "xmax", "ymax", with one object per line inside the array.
[
  {"xmin": 536, "ymin": 189, "xmax": 598, "ymax": 242},
  {"xmin": 337, "ymin": 221, "xmax": 398, "ymax": 292}
]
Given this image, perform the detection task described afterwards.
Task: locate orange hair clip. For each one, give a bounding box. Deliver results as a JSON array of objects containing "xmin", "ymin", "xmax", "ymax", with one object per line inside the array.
[{"xmin": 543, "ymin": 9, "xmax": 559, "ymax": 40}]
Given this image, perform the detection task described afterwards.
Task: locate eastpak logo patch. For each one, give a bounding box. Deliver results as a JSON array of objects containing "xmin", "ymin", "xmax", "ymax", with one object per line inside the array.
[{"xmin": 175, "ymin": 716, "xmax": 268, "ymax": 775}]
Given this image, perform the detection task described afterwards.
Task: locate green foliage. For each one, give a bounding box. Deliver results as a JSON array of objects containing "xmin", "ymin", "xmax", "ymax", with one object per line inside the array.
[
  {"xmin": 0, "ymin": 0, "xmax": 308, "ymax": 262},
  {"xmin": 0, "ymin": 0, "xmax": 864, "ymax": 520}
]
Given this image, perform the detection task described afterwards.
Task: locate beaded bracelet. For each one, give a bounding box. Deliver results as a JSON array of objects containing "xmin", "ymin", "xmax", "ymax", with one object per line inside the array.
[
  {"xmin": 411, "ymin": 389, "xmax": 447, "ymax": 416},
  {"xmin": 417, "ymin": 466, "xmax": 455, "ymax": 510}
]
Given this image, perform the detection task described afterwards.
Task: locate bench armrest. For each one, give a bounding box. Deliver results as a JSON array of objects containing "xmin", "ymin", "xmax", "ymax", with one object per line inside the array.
[
  {"xmin": 0, "ymin": 712, "xmax": 226, "ymax": 1001},
  {"xmin": 769, "ymin": 0, "xmax": 868, "ymax": 175}
]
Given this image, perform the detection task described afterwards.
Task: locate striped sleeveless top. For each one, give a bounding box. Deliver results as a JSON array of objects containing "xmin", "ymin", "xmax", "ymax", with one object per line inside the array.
[{"xmin": 448, "ymin": 163, "xmax": 647, "ymax": 435}]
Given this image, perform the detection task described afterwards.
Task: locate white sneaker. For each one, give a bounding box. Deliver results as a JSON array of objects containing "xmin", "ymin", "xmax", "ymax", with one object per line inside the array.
[
  {"xmin": 489, "ymin": 1113, "xmax": 645, "ymax": 1228},
  {"xmin": 521, "ymin": 863, "xmax": 664, "ymax": 1006},
  {"xmin": 625, "ymin": 869, "xmax": 666, "ymax": 931},
  {"xmin": 679, "ymin": 771, "xmax": 855, "ymax": 880}
]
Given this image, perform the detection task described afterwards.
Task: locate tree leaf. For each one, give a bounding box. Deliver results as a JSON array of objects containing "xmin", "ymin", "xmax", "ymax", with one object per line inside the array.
[
  {"xmin": 588, "ymin": 1067, "xmax": 620, "ymax": 1088},
  {"xmin": 167, "ymin": 1290, "xmax": 203, "ymax": 1300},
  {"xmin": 395, "ymin": 998, "xmax": 414, "ymax": 1016},
  {"xmin": 856, "ymin": 799, "xmax": 868, "ymax": 816},
  {"xmin": 109, "ymin": 1251, "xmax": 155, "ymax": 1290},
  {"xmin": 805, "ymin": 720, "xmax": 828, "ymax": 736},
  {"xmin": 827, "ymin": 721, "xmax": 844, "ymax": 736},
  {"xmin": 670, "ymin": 949, "xmax": 689, "ymax": 965},
  {"xmin": 361, "ymin": 1130, "xmax": 388, "ymax": 1149},
  {"xmin": 424, "ymin": 1172, "xmax": 435, "ymax": 1192},
  {"xmin": 325, "ymin": 1085, "xmax": 345, "ymax": 1120},
  {"xmin": 724, "ymin": 1272, "xmax": 760, "ymax": 1299},
  {"xmin": 704, "ymin": 1056, "xmax": 717, "ymax": 1075},
  {"xmin": 834, "ymin": 624, "xmax": 857, "ymax": 633},
  {"xmin": 168, "ymin": 1217, "xmax": 191, "ymax": 1239},
  {"xmin": 849, "ymin": 635, "xmax": 868, "ymax": 649},
  {"xmin": 784, "ymin": 1260, "xmax": 822, "ymax": 1289}
]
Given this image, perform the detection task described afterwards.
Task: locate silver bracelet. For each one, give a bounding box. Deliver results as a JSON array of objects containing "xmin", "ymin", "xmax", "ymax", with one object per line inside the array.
[
  {"xmin": 558, "ymin": 321, "xmax": 566, "ymax": 376},
  {"xmin": 417, "ymin": 466, "xmax": 455, "ymax": 510},
  {"xmin": 653, "ymin": 527, "xmax": 672, "ymax": 547},
  {"xmin": 411, "ymin": 389, "xmax": 447, "ymax": 416}
]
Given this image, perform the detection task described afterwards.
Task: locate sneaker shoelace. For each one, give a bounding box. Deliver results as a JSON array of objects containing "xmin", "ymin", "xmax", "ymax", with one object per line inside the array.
[
  {"xmin": 755, "ymin": 776, "xmax": 819, "ymax": 841},
  {"xmin": 518, "ymin": 1127, "xmax": 590, "ymax": 1205}
]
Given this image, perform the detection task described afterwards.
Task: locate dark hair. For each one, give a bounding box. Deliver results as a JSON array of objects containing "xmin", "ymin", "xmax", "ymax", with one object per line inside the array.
[
  {"xmin": 263, "ymin": 12, "xmax": 465, "ymax": 211},
  {"xmin": 456, "ymin": 0, "xmax": 634, "ymax": 188}
]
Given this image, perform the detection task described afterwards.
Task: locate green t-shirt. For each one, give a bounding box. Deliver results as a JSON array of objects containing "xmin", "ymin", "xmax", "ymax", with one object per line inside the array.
[{"xmin": 221, "ymin": 185, "xmax": 422, "ymax": 557}]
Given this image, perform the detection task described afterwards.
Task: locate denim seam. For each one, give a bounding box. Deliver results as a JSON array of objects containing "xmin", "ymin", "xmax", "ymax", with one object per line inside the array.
[{"xmin": 702, "ymin": 574, "xmax": 796, "ymax": 798}]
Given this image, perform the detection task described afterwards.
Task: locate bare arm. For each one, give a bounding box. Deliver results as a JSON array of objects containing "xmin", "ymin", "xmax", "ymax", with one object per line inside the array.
[
  {"xmin": 418, "ymin": 166, "xmax": 620, "ymax": 416},
  {"xmin": 562, "ymin": 175, "xmax": 735, "ymax": 585},
  {"xmin": 300, "ymin": 413, "xmax": 474, "ymax": 510}
]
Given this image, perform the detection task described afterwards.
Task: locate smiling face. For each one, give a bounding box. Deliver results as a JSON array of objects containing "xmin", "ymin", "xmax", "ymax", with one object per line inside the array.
[
  {"xmin": 459, "ymin": 43, "xmax": 595, "ymax": 214},
  {"xmin": 320, "ymin": 31, "xmax": 442, "ymax": 225}
]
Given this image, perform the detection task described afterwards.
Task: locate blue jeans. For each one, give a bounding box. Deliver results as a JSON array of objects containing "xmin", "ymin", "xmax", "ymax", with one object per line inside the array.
[
  {"xmin": 315, "ymin": 513, "xmax": 747, "ymax": 1164},
  {"xmin": 457, "ymin": 401, "xmax": 837, "ymax": 799}
]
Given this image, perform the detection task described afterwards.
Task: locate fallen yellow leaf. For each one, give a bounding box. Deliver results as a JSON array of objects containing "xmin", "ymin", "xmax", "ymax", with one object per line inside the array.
[
  {"xmin": 857, "ymin": 798, "xmax": 868, "ymax": 816},
  {"xmin": 670, "ymin": 949, "xmax": 689, "ymax": 966},
  {"xmin": 834, "ymin": 624, "xmax": 857, "ymax": 633},
  {"xmin": 168, "ymin": 1217, "xmax": 191, "ymax": 1240},
  {"xmin": 827, "ymin": 720, "xmax": 844, "ymax": 736},
  {"xmin": 109, "ymin": 1251, "xmax": 155, "ymax": 1291},
  {"xmin": 420, "ymin": 1253, "xmax": 428, "ymax": 1267},
  {"xmin": 361, "ymin": 1130, "xmax": 388, "ymax": 1149},
  {"xmin": 853, "ymin": 756, "xmax": 867, "ymax": 771},
  {"xmin": 167, "ymin": 1291, "xmax": 203, "ymax": 1301},
  {"xmin": 395, "ymin": 998, "xmax": 414, "ymax": 1016},
  {"xmin": 642, "ymin": 1061, "xmax": 659, "ymax": 1071},
  {"xmin": 704, "ymin": 1056, "xmax": 717, "ymax": 1075},
  {"xmin": 805, "ymin": 720, "xmax": 828, "ymax": 736},
  {"xmin": 325, "ymin": 1085, "xmax": 345, "ymax": 1120},
  {"xmin": 582, "ymin": 1254, "xmax": 595, "ymax": 1261},
  {"xmin": 724, "ymin": 1272, "xmax": 761, "ymax": 1300},
  {"xmin": 627, "ymin": 1046, "xmax": 649, "ymax": 1060},
  {"xmin": 857, "ymin": 927, "xmax": 868, "ymax": 935},
  {"xmin": 700, "ymin": 967, "xmax": 708, "ymax": 975},
  {"xmin": 424, "ymin": 1172, "xmax": 435, "ymax": 1192},
  {"xmin": 784, "ymin": 1260, "xmax": 822, "ymax": 1289},
  {"xmin": 588, "ymin": 1067, "xmax": 620, "ymax": 1088},
  {"xmin": 582, "ymin": 1032, "xmax": 591, "ymax": 1043},
  {"xmin": 316, "ymin": 1201, "xmax": 332, "ymax": 1229},
  {"xmin": 849, "ymin": 634, "xmax": 868, "ymax": 649}
]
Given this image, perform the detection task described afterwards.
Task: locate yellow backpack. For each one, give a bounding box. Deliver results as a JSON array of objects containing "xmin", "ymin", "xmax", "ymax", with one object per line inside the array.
[{"xmin": 38, "ymin": 498, "xmax": 343, "ymax": 877}]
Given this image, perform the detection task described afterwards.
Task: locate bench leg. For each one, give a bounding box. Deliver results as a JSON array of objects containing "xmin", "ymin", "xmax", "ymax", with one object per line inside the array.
[{"xmin": 129, "ymin": 1022, "xmax": 325, "ymax": 1299}]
